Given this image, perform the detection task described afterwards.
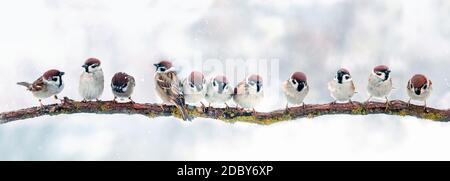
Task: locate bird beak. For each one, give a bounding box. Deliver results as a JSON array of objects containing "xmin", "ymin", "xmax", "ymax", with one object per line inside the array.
[
  {"xmin": 59, "ymin": 72, "xmax": 65, "ymax": 76},
  {"xmin": 153, "ymin": 64, "xmax": 159, "ymax": 67},
  {"xmin": 82, "ymin": 64, "xmax": 88, "ymax": 68}
]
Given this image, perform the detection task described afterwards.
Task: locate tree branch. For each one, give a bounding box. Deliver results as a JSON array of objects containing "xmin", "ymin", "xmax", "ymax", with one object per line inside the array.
[{"xmin": 1, "ymin": 97, "xmax": 449, "ymax": 125}]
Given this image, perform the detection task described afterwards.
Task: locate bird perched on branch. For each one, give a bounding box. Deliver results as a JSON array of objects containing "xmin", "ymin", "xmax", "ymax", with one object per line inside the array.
[
  {"xmin": 328, "ymin": 68, "xmax": 356, "ymax": 104},
  {"xmin": 111, "ymin": 72, "xmax": 136, "ymax": 103},
  {"xmin": 282, "ymin": 71, "xmax": 309, "ymax": 110},
  {"xmin": 205, "ymin": 75, "xmax": 233, "ymax": 108},
  {"xmin": 79, "ymin": 58, "xmax": 104, "ymax": 102},
  {"xmin": 17, "ymin": 69, "xmax": 65, "ymax": 106},
  {"xmin": 366, "ymin": 65, "xmax": 393, "ymax": 107},
  {"xmin": 182, "ymin": 71, "xmax": 207, "ymax": 106},
  {"xmin": 233, "ymin": 74, "xmax": 264, "ymax": 114},
  {"xmin": 407, "ymin": 74, "xmax": 432, "ymax": 110},
  {"xmin": 154, "ymin": 60, "xmax": 191, "ymax": 121}
]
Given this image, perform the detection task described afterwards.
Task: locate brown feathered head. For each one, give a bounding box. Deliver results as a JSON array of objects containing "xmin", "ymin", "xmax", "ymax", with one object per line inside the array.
[{"xmin": 43, "ymin": 69, "xmax": 65, "ymax": 80}]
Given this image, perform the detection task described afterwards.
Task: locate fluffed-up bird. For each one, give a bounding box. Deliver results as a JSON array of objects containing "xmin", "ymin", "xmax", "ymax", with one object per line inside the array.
[
  {"xmin": 17, "ymin": 69, "xmax": 65, "ymax": 106},
  {"xmin": 407, "ymin": 74, "xmax": 432, "ymax": 110}
]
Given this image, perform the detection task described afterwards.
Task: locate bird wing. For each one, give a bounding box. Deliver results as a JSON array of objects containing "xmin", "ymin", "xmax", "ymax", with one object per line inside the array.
[
  {"xmin": 390, "ymin": 79, "xmax": 396, "ymax": 90},
  {"xmin": 30, "ymin": 77, "xmax": 46, "ymax": 92}
]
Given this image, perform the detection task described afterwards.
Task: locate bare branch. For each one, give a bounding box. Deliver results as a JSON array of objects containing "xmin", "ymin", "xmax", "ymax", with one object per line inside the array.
[{"xmin": 1, "ymin": 97, "xmax": 449, "ymax": 125}]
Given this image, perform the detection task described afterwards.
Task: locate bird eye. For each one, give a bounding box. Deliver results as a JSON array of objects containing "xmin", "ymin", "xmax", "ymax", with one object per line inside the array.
[
  {"xmin": 345, "ymin": 75, "xmax": 350, "ymax": 80},
  {"xmin": 291, "ymin": 79, "xmax": 297, "ymax": 84},
  {"xmin": 376, "ymin": 72, "xmax": 382, "ymax": 76},
  {"xmin": 423, "ymin": 85, "xmax": 428, "ymax": 89},
  {"xmin": 213, "ymin": 81, "xmax": 217, "ymax": 87},
  {"xmin": 91, "ymin": 64, "xmax": 98, "ymax": 68},
  {"xmin": 52, "ymin": 77, "xmax": 58, "ymax": 81},
  {"xmin": 190, "ymin": 83, "xmax": 194, "ymax": 88},
  {"xmin": 159, "ymin": 67, "xmax": 166, "ymax": 72}
]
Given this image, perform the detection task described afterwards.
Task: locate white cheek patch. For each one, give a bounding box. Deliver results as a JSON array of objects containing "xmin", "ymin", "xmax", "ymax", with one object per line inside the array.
[{"xmin": 122, "ymin": 85, "xmax": 128, "ymax": 92}]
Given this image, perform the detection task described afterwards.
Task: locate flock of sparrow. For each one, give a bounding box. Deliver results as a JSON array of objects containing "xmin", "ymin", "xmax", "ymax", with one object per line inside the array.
[{"xmin": 17, "ymin": 58, "xmax": 432, "ymax": 121}]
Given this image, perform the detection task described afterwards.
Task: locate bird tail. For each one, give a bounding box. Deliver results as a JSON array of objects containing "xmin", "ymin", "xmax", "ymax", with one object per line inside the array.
[
  {"xmin": 17, "ymin": 82, "xmax": 31, "ymax": 90},
  {"xmin": 174, "ymin": 96, "xmax": 191, "ymax": 121}
]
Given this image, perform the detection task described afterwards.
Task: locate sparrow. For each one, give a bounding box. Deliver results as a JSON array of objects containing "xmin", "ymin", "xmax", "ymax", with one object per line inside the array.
[
  {"xmin": 154, "ymin": 60, "xmax": 191, "ymax": 121},
  {"xmin": 205, "ymin": 75, "xmax": 233, "ymax": 108},
  {"xmin": 366, "ymin": 65, "xmax": 393, "ymax": 107},
  {"xmin": 282, "ymin": 71, "xmax": 309, "ymax": 109},
  {"xmin": 407, "ymin": 74, "xmax": 432, "ymax": 110},
  {"xmin": 17, "ymin": 69, "xmax": 65, "ymax": 106},
  {"xmin": 182, "ymin": 71, "xmax": 207, "ymax": 106},
  {"xmin": 111, "ymin": 72, "xmax": 136, "ymax": 103},
  {"xmin": 79, "ymin": 58, "xmax": 104, "ymax": 102},
  {"xmin": 233, "ymin": 74, "xmax": 264, "ymax": 114},
  {"xmin": 328, "ymin": 68, "xmax": 356, "ymax": 104}
]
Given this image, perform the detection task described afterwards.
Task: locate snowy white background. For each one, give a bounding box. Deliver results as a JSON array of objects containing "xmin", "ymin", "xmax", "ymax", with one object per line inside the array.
[{"xmin": 1, "ymin": 0, "xmax": 450, "ymax": 160}]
